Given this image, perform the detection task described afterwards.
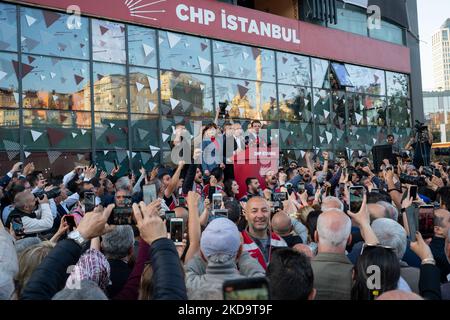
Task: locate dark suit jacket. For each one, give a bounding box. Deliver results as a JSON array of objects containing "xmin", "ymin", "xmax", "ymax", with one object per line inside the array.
[{"xmin": 107, "ymin": 259, "xmax": 132, "ymax": 298}]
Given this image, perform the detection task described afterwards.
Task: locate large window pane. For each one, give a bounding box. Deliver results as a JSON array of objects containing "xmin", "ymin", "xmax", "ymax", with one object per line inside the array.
[
  {"xmin": 277, "ymin": 52, "xmax": 310, "ymax": 86},
  {"xmin": 128, "ymin": 25, "xmax": 157, "ymax": 67},
  {"xmin": 279, "ymin": 121, "xmax": 313, "ymax": 149},
  {"xmin": 312, "ymin": 58, "xmax": 330, "ymax": 89},
  {"xmin": 93, "ymin": 62, "xmax": 127, "ymax": 112},
  {"xmin": 131, "ymin": 114, "xmax": 160, "ymax": 149},
  {"xmin": 389, "ymin": 97, "xmax": 411, "ymax": 128},
  {"xmin": 92, "ymin": 19, "xmax": 125, "ymax": 64},
  {"xmin": 160, "ymin": 31, "xmax": 211, "ymax": 74},
  {"xmin": 22, "ymin": 55, "xmax": 90, "ymax": 111},
  {"xmin": 160, "ymin": 70, "xmax": 213, "ymax": 117},
  {"xmin": 213, "ymin": 41, "xmax": 276, "ymax": 82},
  {"xmin": 387, "ymin": 72, "xmax": 409, "ymax": 98},
  {"xmin": 21, "ymin": 7, "xmax": 89, "ymax": 59},
  {"xmin": 278, "ymin": 85, "xmax": 312, "ymax": 122},
  {"xmin": 0, "ymin": 52, "xmax": 19, "ymax": 108},
  {"xmin": 329, "ymin": 2, "xmax": 368, "ymax": 37},
  {"xmin": 313, "ymin": 89, "xmax": 331, "ymax": 124},
  {"xmin": 130, "ymin": 151, "xmax": 158, "ymax": 173},
  {"xmin": 0, "ymin": 3, "xmax": 17, "ymax": 52},
  {"xmin": 94, "ymin": 112, "xmax": 128, "ymax": 149},
  {"xmin": 346, "ymin": 64, "xmax": 386, "ymax": 96},
  {"xmin": 348, "ymin": 93, "xmax": 387, "ymax": 126},
  {"xmin": 130, "ymin": 66, "xmax": 158, "ymax": 114},
  {"xmin": 23, "ymin": 109, "xmax": 91, "ymax": 150},
  {"xmin": 370, "ymin": 20, "xmax": 405, "ymax": 45},
  {"xmin": 331, "ymin": 91, "xmax": 347, "ymax": 126},
  {"xmin": 215, "ymin": 77, "xmax": 277, "ymax": 120},
  {"xmin": 0, "ymin": 108, "xmax": 19, "ymax": 151}
]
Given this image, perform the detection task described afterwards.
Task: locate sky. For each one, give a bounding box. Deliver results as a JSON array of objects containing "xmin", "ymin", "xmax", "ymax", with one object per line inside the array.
[{"xmin": 417, "ymin": 0, "xmax": 450, "ymax": 91}]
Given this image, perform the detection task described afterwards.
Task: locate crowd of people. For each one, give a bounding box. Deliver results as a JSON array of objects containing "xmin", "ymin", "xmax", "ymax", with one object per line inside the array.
[{"xmin": 0, "ymin": 117, "xmax": 449, "ymax": 301}]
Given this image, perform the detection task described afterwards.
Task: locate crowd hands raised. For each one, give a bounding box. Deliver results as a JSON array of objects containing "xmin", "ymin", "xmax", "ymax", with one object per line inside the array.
[{"xmin": 1, "ymin": 137, "xmax": 450, "ymax": 301}]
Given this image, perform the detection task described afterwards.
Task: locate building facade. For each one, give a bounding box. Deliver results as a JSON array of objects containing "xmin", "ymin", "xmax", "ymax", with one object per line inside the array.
[
  {"xmin": 432, "ymin": 19, "xmax": 450, "ymax": 90},
  {"xmin": 423, "ymin": 90, "xmax": 450, "ymax": 142},
  {"xmin": 0, "ymin": 0, "xmax": 421, "ymax": 176}
]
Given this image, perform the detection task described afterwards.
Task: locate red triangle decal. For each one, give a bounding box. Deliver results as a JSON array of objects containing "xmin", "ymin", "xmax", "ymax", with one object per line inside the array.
[
  {"xmin": 97, "ymin": 74, "xmax": 104, "ymax": 81},
  {"xmin": 12, "ymin": 60, "xmax": 35, "ymax": 79},
  {"xmin": 47, "ymin": 127, "xmax": 66, "ymax": 146},
  {"xmin": 200, "ymin": 43, "xmax": 208, "ymax": 51},
  {"xmin": 43, "ymin": 11, "xmax": 61, "ymax": 28},
  {"xmin": 60, "ymin": 114, "xmax": 68, "ymax": 123},
  {"xmin": 28, "ymin": 56, "xmax": 36, "ymax": 64},
  {"xmin": 106, "ymin": 134, "xmax": 118, "ymax": 144},
  {"xmin": 99, "ymin": 25, "xmax": 109, "ymax": 35},
  {"xmin": 74, "ymin": 74, "xmax": 84, "ymax": 85},
  {"xmin": 237, "ymin": 85, "xmax": 249, "ymax": 98}
]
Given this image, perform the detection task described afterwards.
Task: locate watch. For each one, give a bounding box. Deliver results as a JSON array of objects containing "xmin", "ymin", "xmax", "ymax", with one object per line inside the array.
[{"xmin": 67, "ymin": 230, "xmax": 87, "ymax": 247}]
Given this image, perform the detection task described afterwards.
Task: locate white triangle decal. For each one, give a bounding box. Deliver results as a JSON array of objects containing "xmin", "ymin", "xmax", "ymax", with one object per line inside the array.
[
  {"xmin": 31, "ymin": 130, "xmax": 43, "ymax": 142},
  {"xmin": 132, "ymin": 152, "xmax": 137, "ymax": 158},
  {"xmin": 319, "ymin": 136, "xmax": 324, "ymax": 143},
  {"xmin": 242, "ymin": 52, "xmax": 249, "ymax": 60},
  {"xmin": 324, "ymin": 110, "xmax": 330, "ymax": 119},
  {"xmin": 170, "ymin": 98, "xmax": 180, "ymax": 109},
  {"xmin": 81, "ymin": 129, "xmax": 87, "ymax": 135},
  {"xmin": 13, "ymin": 92, "xmax": 19, "ymax": 104},
  {"xmin": 0, "ymin": 71, "xmax": 7, "ymax": 81},
  {"xmin": 162, "ymin": 133, "xmax": 170, "ymax": 142},
  {"xmin": 167, "ymin": 32, "xmax": 181, "ymax": 48},
  {"xmin": 147, "ymin": 76, "xmax": 158, "ymax": 93},
  {"xmin": 142, "ymin": 43, "xmax": 154, "ymax": 57},
  {"xmin": 218, "ymin": 64, "xmax": 225, "ymax": 72},
  {"xmin": 373, "ymin": 138, "xmax": 377, "ymax": 144},
  {"xmin": 72, "ymin": 132, "xmax": 78, "ymax": 138},
  {"xmin": 136, "ymin": 82, "xmax": 145, "ymax": 92},
  {"xmin": 148, "ymin": 101, "xmax": 156, "ymax": 112},
  {"xmin": 300, "ymin": 150, "xmax": 305, "ymax": 158},
  {"xmin": 110, "ymin": 123, "xmax": 115, "ymax": 128},
  {"xmin": 355, "ymin": 113, "xmax": 363, "ymax": 124},
  {"xmin": 325, "ymin": 131, "xmax": 333, "ymax": 144},
  {"xmin": 50, "ymin": 72, "xmax": 56, "ymax": 79},
  {"xmin": 53, "ymin": 95, "xmax": 58, "ymax": 101},
  {"xmin": 103, "ymin": 150, "xmax": 109, "ymax": 155},
  {"xmin": 151, "ymin": 149, "xmax": 159, "ymax": 157},
  {"xmin": 26, "ymin": 15, "xmax": 37, "ymax": 27},
  {"xmin": 24, "ymin": 151, "xmax": 31, "ymax": 158},
  {"xmin": 198, "ymin": 56, "xmax": 211, "ymax": 73}
]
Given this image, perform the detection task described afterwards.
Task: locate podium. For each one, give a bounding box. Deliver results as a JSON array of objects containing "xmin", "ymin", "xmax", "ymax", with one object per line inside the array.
[{"xmin": 232, "ymin": 147, "xmax": 279, "ymax": 199}]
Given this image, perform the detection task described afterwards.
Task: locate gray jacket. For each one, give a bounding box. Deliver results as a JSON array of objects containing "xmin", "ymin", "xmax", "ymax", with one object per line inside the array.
[{"xmin": 185, "ymin": 251, "xmax": 265, "ymax": 300}]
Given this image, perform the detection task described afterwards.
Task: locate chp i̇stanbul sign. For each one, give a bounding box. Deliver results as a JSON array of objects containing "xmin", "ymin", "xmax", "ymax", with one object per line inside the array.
[{"xmin": 7, "ymin": 0, "xmax": 411, "ymax": 73}]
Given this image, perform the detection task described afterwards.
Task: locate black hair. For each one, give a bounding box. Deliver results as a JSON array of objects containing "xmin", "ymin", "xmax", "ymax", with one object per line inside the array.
[
  {"xmin": 351, "ymin": 246, "xmax": 400, "ymax": 300},
  {"xmin": 367, "ymin": 191, "xmax": 392, "ymax": 204},
  {"xmin": 418, "ymin": 186, "xmax": 436, "ymax": 202},
  {"xmin": 245, "ymin": 177, "xmax": 258, "ymax": 188},
  {"xmin": 250, "ymin": 120, "xmax": 261, "ymax": 126},
  {"xmin": 223, "ymin": 179, "xmax": 236, "ymax": 198},
  {"xmin": 306, "ymin": 210, "xmax": 321, "ymax": 240},
  {"xmin": 286, "ymin": 168, "xmax": 295, "ymax": 180},
  {"xmin": 267, "ymin": 248, "xmax": 314, "ymax": 300},
  {"xmin": 224, "ymin": 197, "xmax": 241, "ymax": 224},
  {"xmin": 437, "ymin": 186, "xmax": 450, "ymax": 210},
  {"xmin": 89, "ymin": 177, "xmax": 101, "ymax": 188},
  {"xmin": 210, "ymin": 167, "xmax": 224, "ymax": 182}
]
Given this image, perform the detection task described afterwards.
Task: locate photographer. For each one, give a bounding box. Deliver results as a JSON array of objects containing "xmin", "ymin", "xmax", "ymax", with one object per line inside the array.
[
  {"xmin": 6, "ymin": 191, "xmax": 53, "ymax": 237},
  {"xmin": 405, "ymin": 123, "xmax": 433, "ymax": 168}
]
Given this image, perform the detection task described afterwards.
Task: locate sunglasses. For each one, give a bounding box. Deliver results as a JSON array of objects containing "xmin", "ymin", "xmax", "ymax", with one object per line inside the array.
[{"xmin": 360, "ymin": 243, "xmax": 394, "ymax": 256}]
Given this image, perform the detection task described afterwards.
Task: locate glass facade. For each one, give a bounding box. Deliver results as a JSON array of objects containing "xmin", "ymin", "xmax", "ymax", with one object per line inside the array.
[{"xmin": 0, "ymin": 2, "xmax": 412, "ymax": 175}]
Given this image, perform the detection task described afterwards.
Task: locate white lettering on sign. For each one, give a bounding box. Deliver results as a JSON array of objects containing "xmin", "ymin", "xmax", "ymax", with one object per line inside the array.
[{"xmin": 175, "ymin": 4, "xmax": 300, "ymax": 45}]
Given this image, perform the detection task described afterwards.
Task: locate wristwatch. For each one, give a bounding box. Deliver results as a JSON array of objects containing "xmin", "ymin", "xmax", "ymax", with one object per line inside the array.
[{"xmin": 67, "ymin": 230, "xmax": 87, "ymax": 247}]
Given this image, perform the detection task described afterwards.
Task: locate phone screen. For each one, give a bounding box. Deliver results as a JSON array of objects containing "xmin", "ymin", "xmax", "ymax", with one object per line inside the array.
[
  {"xmin": 405, "ymin": 208, "xmax": 418, "ymax": 242},
  {"xmin": 208, "ymin": 186, "xmax": 216, "ymax": 201},
  {"xmin": 12, "ymin": 217, "xmax": 25, "ymax": 237},
  {"xmin": 212, "ymin": 193, "xmax": 222, "ymax": 210},
  {"xmin": 223, "ymin": 277, "xmax": 269, "ymax": 300},
  {"xmin": 114, "ymin": 160, "xmax": 119, "ymax": 170},
  {"xmin": 108, "ymin": 206, "xmax": 135, "ymax": 225},
  {"xmin": 298, "ymin": 183, "xmax": 305, "ymax": 193},
  {"xmin": 418, "ymin": 206, "xmax": 434, "ymax": 239},
  {"xmin": 178, "ymin": 196, "xmax": 186, "ymax": 207},
  {"xmin": 349, "ymin": 186, "xmax": 364, "ymax": 212},
  {"xmin": 213, "ymin": 209, "xmax": 228, "ymax": 219},
  {"xmin": 143, "ymin": 184, "xmax": 157, "ymax": 205},
  {"xmin": 409, "ymin": 185, "xmax": 418, "ymax": 200},
  {"xmin": 170, "ymin": 218, "xmax": 183, "ymax": 244},
  {"xmin": 64, "ymin": 215, "xmax": 76, "ymax": 231},
  {"xmin": 84, "ymin": 192, "xmax": 96, "ymax": 213},
  {"xmin": 371, "ymin": 188, "xmax": 380, "ymax": 193}
]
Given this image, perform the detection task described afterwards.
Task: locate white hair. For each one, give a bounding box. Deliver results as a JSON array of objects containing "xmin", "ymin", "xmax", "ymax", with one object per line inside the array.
[
  {"xmin": 371, "ymin": 218, "xmax": 407, "ymax": 260},
  {"xmin": 321, "ymin": 196, "xmax": 344, "ymax": 212},
  {"xmin": 317, "ymin": 209, "xmax": 351, "ymax": 249},
  {"xmin": 377, "ymin": 201, "xmax": 398, "ymax": 221}
]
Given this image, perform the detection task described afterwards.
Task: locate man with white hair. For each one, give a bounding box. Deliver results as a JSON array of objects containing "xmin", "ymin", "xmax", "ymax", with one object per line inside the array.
[
  {"xmin": 321, "ymin": 196, "xmax": 344, "ymax": 212},
  {"xmin": 372, "ymin": 218, "xmax": 420, "ymax": 294},
  {"xmin": 311, "ymin": 209, "xmax": 353, "ymax": 300}
]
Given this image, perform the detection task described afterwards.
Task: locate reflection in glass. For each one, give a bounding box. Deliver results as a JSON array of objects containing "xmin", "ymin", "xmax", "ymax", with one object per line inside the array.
[
  {"xmin": 316, "ymin": 125, "xmax": 339, "ymax": 149},
  {"xmin": 0, "ymin": 3, "xmax": 17, "ymax": 51},
  {"xmin": 389, "ymin": 97, "xmax": 411, "ymax": 128},
  {"xmin": 130, "ymin": 66, "xmax": 158, "ymax": 114},
  {"xmin": 215, "ymin": 77, "xmax": 277, "ymax": 120},
  {"xmin": 345, "ymin": 64, "xmax": 385, "ymax": 96},
  {"xmin": 24, "ymin": 151, "xmax": 92, "ymax": 175},
  {"xmin": 348, "ymin": 126, "xmax": 387, "ymax": 152},
  {"xmin": 93, "ymin": 63, "xmax": 127, "ymax": 112},
  {"xmin": 160, "ymin": 31, "xmax": 211, "ymax": 74},
  {"xmin": 278, "ymin": 85, "xmax": 312, "ymax": 122},
  {"xmin": 387, "ymin": 72, "xmax": 409, "ymax": 97},
  {"xmin": 347, "ymin": 93, "xmax": 386, "ymax": 126},
  {"xmin": 92, "ymin": 19, "xmax": 125, "ymax": 64},
  {"xmin": 22, "ymin": 55, "xmax": 90, "ymax": 111},
  {"xmin": 279, "ymin": 121, "xmax": 312, "ymax": 149},
  {"xmin": 0, "ymin": 108, "xmax": 19, "ymax": 150},
  {"xmin": 131, "ymin": 114, "xmax": 160, "ymax": 149},
  {"xmin": 313, "ymin": 89, "xmax": 331, "ymax": 124},
  {"xmin": 277, "ymin": 52, "xmax": 310, "ymax": 86},
  {"xmin": 96, "ymin": 150, "xmax": 130, "ymax": 177},
  {"xmin": 213, "ymin": 41, "xmax": 276, "ymax": 82},
  {"xmin": 21, "ymin": 7, "xmax": 89, "ymax": 59},
  {"xmin": 331, "ymin": 91, "xmax": 346, "ymax": 127},
  {"xmin": 160, "ymin": 70, "xmax": 213, "ymax": 116},
  {"xmin": 128, "ymin": 25, "xmax": 157, "ymax": 67},
  {"xmin": 94, "ymin": 112, "xmax": 128, "ymax": 149},
  {"xmin": 311, "ymin": 58, "xmax": 329, "ymax": 89},
  {"xmin": 0, "ymin": 52, "xmax": 19, "ymax": 108}
]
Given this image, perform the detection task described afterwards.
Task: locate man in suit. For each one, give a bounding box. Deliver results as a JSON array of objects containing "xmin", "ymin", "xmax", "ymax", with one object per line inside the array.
[{"xmin": 223, "ymin": 122, "xmax": 237, "ymax": 181}]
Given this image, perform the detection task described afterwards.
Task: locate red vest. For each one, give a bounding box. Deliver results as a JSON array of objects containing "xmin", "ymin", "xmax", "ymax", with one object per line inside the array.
[{"xmin": 241, "ymin": 230, "xmax": 287, "ymax": 270}]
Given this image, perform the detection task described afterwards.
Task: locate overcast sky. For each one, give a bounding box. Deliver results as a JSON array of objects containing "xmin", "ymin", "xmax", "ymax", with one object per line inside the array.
[{"xmin": 417, "ymin": 0, "xmax": 450, "ymax": 91}]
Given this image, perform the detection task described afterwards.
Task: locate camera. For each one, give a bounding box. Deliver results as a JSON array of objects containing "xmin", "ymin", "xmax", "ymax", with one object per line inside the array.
[
  {"xmin": 34, "ymin": 188, "xmax": 61, "ymax": 200},
  {"xmin": 218, "ymin": 101, "xmax": 229, "ymax": 119},
  {"xmin": 414, "ymin": 120, "xmax": 429, "ymax": 143},
  {"xmin": 108, "ymin": 196, "xmax": 134, "ymax": 225},
  {"xmin": 399, "ymin": 173, "xmax": 426, "ymax": 187}
]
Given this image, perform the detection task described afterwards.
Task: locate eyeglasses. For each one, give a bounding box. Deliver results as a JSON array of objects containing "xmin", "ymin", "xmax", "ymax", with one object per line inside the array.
[{"xmin": 360, "ymin": 243, "xmax": 394, "ymax": 256}]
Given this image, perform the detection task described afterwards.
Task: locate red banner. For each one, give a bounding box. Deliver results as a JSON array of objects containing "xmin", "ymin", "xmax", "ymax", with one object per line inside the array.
[{"xmin": 9, "ymin": 0, "xmax": 411, "ymax": 73}]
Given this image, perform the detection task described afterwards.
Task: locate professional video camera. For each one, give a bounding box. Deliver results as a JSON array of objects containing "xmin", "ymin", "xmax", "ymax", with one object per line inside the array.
[
  {"xmin": 399, "ymin": 173, "xmax": 426, "ymax": 187},
  {"xmin": 34, "ymin": 188, "xmax": 61, "ymax": 200},
  {"xmin": 218, "ymin": 101, "xmax": 229, "ymax": 119}
]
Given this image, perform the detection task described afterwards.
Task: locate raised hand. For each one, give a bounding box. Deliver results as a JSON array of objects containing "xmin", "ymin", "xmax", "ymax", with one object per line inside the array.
[
  {"xmin": 133, "ymin": 202, "xmax": 167, "ymax": 245},
  {"xmin": 77, "ymin": 204, "xmax": 114, "ymax": 240}
]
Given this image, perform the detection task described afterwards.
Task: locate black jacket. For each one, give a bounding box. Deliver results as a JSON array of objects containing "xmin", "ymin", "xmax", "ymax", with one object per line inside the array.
[
  {"xmin": 21, "ymin": 239, "xmax": 82, "ymax": 300},
  {"xmin": 419, "ymin": 263, "xmax": 442, "ymax": 300},
  {"xmin": 107, "ymin": 259, "xmax": 132, "ymax": 298},
  {"xmin": 182, "ymin": 164, "xmax": 202, "ymax": 195},
  {"xmin": 150, "ymin": 238, "xmax": 187, "ymax": 300},
  {"xmin": 429, "ymin": 237, "xmax": 450, "ymax": 283}
]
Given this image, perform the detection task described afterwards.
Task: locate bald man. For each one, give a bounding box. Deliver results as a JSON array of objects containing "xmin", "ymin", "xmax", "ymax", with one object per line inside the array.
[
  {"xmin": 429, "ymin": 209, "xmax": 450, "ymax": 282},
  {"xmin": 311, "ymin": 209, "xmax": 353, "ymax": 300},
  {"xmin": 377, "ymin": 290, "xmax": 423, "ymax": 300},
  {"xmin": 367, "ymin": 203, "xmax": 389, "ymax": 222},
  {"xmin": 272, "ymin": 212, "xmax": 302, "ymax": 248},
  {"xmin": 321, "ymin": 196, "xmax": 344, "ymax": 212},
  {"xmin": 241, "ymin": 197, "xmax": 287, "ymax": 270}
]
